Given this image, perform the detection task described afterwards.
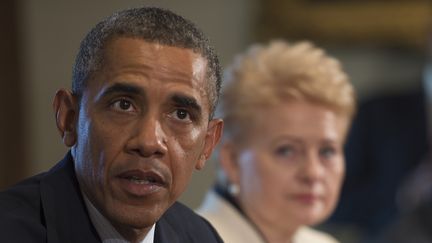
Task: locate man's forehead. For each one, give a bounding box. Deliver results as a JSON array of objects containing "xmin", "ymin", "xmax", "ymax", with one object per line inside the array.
[
  {"xmin": 104, "ymin": 37, "xmax": 207, "ymax": 62},
  {"xmin": 84, "ymin": 38, "xmax": 212, "ymax": 110},
  {"xmin": 101, "ymin": 38, "xmax": 207, "ymax": 79}
]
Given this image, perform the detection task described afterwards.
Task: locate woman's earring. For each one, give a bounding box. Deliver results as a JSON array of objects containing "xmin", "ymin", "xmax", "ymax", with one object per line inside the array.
[{"xmin": 228, "ymin": 183, "xmax": 240, "ymax": 196}]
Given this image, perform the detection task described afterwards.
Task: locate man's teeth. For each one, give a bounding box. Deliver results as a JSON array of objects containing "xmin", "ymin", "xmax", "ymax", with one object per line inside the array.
[{"xmin": 129, "ymin": 176, "xmax": 155, "ymax": 184}]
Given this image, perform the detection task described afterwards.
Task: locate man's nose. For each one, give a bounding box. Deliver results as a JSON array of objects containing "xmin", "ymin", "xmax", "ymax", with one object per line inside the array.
[{"xmin": 126, "ymin": 115, "xmax": 168, "ymax": 157}]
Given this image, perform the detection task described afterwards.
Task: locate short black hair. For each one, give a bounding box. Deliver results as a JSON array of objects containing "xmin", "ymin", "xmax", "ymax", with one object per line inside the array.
[{"xmin": 72, "ymin": 7, "xmax": 221, "ymax": 117}]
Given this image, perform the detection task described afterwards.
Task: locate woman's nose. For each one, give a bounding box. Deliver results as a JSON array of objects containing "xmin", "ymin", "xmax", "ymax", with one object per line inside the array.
[{"xmin": 299, "ymin": 152, "xmax": 325, "ymax": 183}]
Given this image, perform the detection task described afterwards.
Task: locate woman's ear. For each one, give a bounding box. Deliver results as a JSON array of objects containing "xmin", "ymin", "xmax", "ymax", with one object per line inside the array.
[
  {"xmin": 195, "ymin": 118, "xmax": 224, "ymax": 170},
  {"xmin": 53, "ymin": 89, "xmax": 78, "ymax": 147},
  {"xmin": 219, "ymin": 140, "xmax": 240, "ymax": 186}
]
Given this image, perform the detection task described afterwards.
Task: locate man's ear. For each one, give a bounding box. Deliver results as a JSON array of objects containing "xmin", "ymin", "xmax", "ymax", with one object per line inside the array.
[
  {"xmin": 53, "ymin": 89, "xmax": 78, "ymax": 147},
  {"xmin": 195, "ymin": 119, "xmax": 223, "ymax": 170}
]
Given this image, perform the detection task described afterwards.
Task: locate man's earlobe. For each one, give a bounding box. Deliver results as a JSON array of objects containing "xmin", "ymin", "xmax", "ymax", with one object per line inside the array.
[
  {"xmin": 195, "ymin": 119, "xmax": 224, "ymax": 170},
  {"xmin": 53, "ymin": 89, "xmax": 78, "ymax": 147}
]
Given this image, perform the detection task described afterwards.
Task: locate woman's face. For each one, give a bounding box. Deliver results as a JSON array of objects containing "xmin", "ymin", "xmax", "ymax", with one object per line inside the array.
[{"xmin": 225, "ymin": 101, "xmax": 349, "ymax": 229}]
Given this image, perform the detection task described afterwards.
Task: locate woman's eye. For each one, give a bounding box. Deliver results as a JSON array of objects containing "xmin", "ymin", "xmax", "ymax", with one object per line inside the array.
[
  {"xmin": 320, "ymin": 147, "xmax": 336, "ymax": 159},
  {"xmin": 111, "ymin": 98, "xmax": 135, "ymax": 112},
  {"xmin": 275, "ymin": 146, "xmax": 294, "ymax": 157}
]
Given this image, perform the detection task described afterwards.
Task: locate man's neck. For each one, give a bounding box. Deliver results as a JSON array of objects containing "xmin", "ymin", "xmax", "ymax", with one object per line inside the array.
[
  {"xmin": 111, "ymin": 221, "xmax": 154, "ymax": 243},
  {"xmin": 81, "ymin": 192, "xmax": 155, "ymax": 243}
]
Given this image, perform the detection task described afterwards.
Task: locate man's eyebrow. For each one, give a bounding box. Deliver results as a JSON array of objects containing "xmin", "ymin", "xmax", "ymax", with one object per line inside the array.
[
  {"xmin": 99, "ymin": 83, "xmax": 144, "ymax": 98},
  {"xmin": 171, "ymin": 94, "xmax": 202, "ymax": 113}
]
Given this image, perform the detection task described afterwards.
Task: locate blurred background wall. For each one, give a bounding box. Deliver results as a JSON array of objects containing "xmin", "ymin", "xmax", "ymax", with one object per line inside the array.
[{"xmin": 0, "ymin": 1, "xmax": 431, "ymax": 236}]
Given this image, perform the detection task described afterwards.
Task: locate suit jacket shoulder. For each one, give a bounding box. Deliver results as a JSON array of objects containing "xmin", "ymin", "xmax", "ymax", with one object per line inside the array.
[
  {"xmin": 0, "ymin": 153, "xmax": 223, "ymax": 243},
  {"xmin": 0, "ymin": 153, "xmax": 100, "ymax": 243},
  {"xmin": 0, "ymin": 173, "xmax": 47, "ymax": 242},
  {"xmin": 156, "ymin": 202, "xmax": 223, "ymax": 243}
]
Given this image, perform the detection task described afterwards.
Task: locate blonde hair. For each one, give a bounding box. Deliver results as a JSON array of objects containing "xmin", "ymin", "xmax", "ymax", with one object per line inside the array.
[{"xmin": 219, "ymin": 40, "xmax": 356, "ymax": 141}]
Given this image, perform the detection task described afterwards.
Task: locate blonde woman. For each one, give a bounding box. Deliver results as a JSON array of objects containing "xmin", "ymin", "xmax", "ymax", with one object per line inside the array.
[{"xmin": 197, "ymin": 40, "xmax": 356, "ymax": 243}]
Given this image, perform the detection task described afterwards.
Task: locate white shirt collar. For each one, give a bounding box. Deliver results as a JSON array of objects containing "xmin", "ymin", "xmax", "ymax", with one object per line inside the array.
[{"xmin": 82, "ymin": 194, "xmax": 155, "ymax": 243}]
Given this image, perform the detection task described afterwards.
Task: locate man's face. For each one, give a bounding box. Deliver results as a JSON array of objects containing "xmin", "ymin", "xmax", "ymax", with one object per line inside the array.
[{"xmin": 56, "ymin": 37, "xmax": 222, "ymax": 235}]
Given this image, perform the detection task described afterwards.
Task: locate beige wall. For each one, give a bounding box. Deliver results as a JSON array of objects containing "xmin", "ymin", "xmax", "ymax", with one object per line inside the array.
[{"xmin": 19, "ymin": 0, "xmax": 257, "ymax": 208}]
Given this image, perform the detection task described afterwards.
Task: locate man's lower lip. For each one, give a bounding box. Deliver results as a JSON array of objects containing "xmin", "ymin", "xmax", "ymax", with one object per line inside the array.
[{"xmin": 117, "ymin": 178, "xmax": 163, "ymax": 196}]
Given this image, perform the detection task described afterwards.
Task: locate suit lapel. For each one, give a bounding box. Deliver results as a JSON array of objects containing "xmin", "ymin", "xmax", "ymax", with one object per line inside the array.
[
  {"xmin": 154, "ymin": 218, "xmax": 181, "ymax": 243},
  {"xmin": 40, "ymin": 152, "xmax": 100, "ymax": 243}
]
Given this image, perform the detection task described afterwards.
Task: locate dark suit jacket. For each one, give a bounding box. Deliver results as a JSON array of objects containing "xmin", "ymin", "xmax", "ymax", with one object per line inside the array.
[
  {"xmin": 0, "ymin": 152, "xmax": 223, "ymax": 243},
  {"xmin": 376, "ymin": 198, "xmax": 432, "ymax": 243},
  {"xmin": 328, "ymin": 89, "xmax": 429, "ymax": 238}
]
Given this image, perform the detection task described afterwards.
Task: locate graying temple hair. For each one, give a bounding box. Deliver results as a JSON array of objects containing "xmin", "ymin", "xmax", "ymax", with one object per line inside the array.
[{"xmin": 71, "ymin": 7, "xmax": 221, "ymax": 117}]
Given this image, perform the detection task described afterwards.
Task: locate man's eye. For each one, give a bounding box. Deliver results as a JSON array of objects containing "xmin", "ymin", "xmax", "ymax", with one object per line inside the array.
[
  {"xmin": 111, "ymin": 98, "xmax": 135, "ymax": 112},
  {"xmin": 177, "ymin": 109, "xmax": 188, "ymax": 119},
  {"xmin": 170, "ymin": 109, "xmax": 192, "ymax": 122}
]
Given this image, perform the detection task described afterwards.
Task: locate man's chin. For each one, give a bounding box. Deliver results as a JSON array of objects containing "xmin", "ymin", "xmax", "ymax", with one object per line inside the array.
[
  {"xmin": 108, "ymin": 210, "xmax": 160, "ymax": 240},
  {"xmin": 125, "ymin": 214, "xmax": 159, "ymax": 229},
  {"xmin": 110, "ymin": 204, "xmax": 166, "ymax": 228}
]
